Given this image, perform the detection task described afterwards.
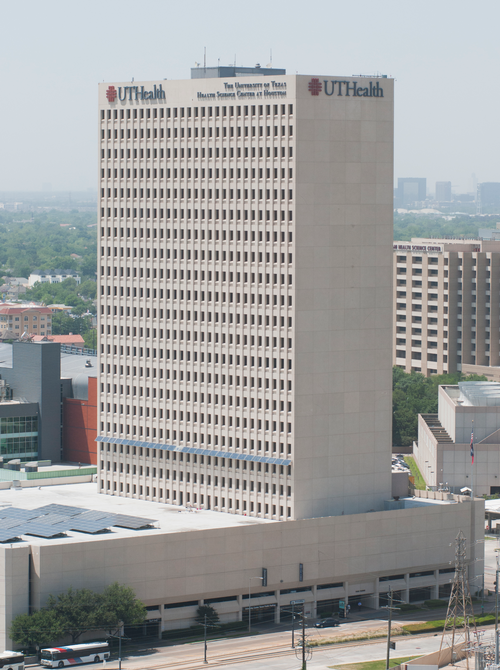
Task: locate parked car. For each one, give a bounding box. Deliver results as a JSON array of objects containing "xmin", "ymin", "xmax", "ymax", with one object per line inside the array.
[{"xmin": 314, "ymin": 617, "xmax": 340, "ymax": 628}]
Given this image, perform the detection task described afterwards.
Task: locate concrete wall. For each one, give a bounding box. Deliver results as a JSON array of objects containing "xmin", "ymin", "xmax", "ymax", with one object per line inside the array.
[
  {"xmin": 292, "ymin": 75, "xmax": 394, "ymax": 519},
  {"xmin": 0, "ymin": 545, "xmax": 30, "ymax": 652}
]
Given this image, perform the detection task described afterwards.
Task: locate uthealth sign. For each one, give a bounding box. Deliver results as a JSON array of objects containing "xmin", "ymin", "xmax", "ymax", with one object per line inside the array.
[
  {"xmin": 308, "ymin": 78, "xmax": 384, "ymax": 97},
  {"xmin": 106, "ymin": 85, "xmax": 165, "ymax": 102}
]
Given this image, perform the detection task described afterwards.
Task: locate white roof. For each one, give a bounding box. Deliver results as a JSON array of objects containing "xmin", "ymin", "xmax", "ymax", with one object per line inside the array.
[{"xmin": 458, "ymin": 382, "xmax": 500, "ymax": 407}]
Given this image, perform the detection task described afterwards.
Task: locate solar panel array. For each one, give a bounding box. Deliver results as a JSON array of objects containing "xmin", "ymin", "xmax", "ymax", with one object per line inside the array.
[
  {"xmin": 0, "ymin": 504, "xmax": 157, "ymax": 542},
  {"xmin": 96, "ymin": 435, "xmax": 292, "ymax": 467}
]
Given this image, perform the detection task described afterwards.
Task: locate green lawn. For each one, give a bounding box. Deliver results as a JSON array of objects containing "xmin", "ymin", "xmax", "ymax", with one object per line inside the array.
[
  {"xmin": 330, "ymin": 657, "xmax": 418, "ymax": 670},
  {"xmin": 403, "ymin": 612, "xmax": 495, "ymax": 635},
  {"xmin": 404, "ymin": 456, "xmax": 426, "ymax": 490}
]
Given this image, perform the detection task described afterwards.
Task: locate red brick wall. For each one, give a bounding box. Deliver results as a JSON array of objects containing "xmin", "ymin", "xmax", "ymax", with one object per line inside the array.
[{"xmin": 63, "ymin": 376, "xmax": 98, "ymax": 465}]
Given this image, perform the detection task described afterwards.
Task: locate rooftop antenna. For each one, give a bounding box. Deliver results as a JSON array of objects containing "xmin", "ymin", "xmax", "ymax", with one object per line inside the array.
[
  {"xmin": 267, "ymin": 48, "xmax": 273, "ymax": 68},
  {"xmin": 204, "ymin": 47, "xmax": 206, "ymax": 72},
  {"xmin": 234, "ymin": 54, "xmax": 236, "ymax": 67}
]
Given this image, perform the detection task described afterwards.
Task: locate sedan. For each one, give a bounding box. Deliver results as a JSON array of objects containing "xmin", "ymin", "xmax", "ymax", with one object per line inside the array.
[{"xmin": 314, "ymin": 617, "xmax": 341, "ymax": 628}]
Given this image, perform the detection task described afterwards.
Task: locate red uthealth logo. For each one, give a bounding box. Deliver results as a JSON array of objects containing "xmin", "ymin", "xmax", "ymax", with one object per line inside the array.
[
  {"xmin": 106, "ymin": 85, "xmax": 117, "ymax": 102},
  {"xmin": 308, "ymin": 78, "xmax": 322, "ymax": 96}
]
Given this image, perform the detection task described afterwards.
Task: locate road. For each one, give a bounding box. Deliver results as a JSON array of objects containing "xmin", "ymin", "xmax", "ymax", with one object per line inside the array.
[{"xmin": 74, "ymin": 619, "xmax": 449, "ymax": 670}]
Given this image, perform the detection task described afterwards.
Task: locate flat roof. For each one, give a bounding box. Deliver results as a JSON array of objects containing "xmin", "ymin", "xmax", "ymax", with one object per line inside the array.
[
  {"xmin": 0, "ymin": 342, "xmax": 96, "ymax": 400},
  {"xmin": 0, "ymin": 482, "xmax": 273, "ymax": 547},
  {"xmin": 458, "ymin": 381, "xmax": 500, "ymax": 406}
]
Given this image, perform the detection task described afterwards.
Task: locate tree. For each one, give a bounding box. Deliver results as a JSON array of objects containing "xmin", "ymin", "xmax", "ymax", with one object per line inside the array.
[
  {"xmin": 97, "ymin": 583, "xmax": 146, "ymax": 635},
  {"xmin": 10, "ymin": 609, "xmax": 65, "ymax": 651},
  {"xmin": 195, "ymin": 604, "xmax": 219, "ymax": 627},
  {"xmin": 51, "ymin": 312, "xmax": 92, "ymax": 335},
  {"xmin": 82, "ymin": 328, "xmax": 97, "ymax": 350},
  {"xmin": 392, "ymin": 367, "xmax": 488, "ymax": 446},
  {"xmin": 9, "ymin": 584, "xmax": 147, "ymax": 648},
  {"xmin": 46, "ymin": 587, "xmax": 102, "ymax": 644}
]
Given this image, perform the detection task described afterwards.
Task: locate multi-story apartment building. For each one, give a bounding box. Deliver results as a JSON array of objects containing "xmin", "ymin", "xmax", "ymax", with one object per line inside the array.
[
  {"xmin": 0, "ymin": 305, "xmax": 52, "ymax": 337},
  {"xmin": 97, "ymin": 67, "xmax": 395, "ymax": 521},
  {"xmin": 28, "ymin": 269, "xmax": 81, "ymax": 287},
  {"xmin": 393, "ymin": 238, "xmax": 500, "ymax": 377}
]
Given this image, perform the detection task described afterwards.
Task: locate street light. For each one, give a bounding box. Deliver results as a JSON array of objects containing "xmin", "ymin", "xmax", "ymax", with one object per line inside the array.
[
  {"xmin": 248, "ymin": 576, "xmax": 264, "ymax": 633},
  {"xmin": 495, "ymin": 549, "xmax": 500, "ymax": 664},
  {"xmin": 118, "ymin": 621, "xmax": 122, "ymax": 670}
]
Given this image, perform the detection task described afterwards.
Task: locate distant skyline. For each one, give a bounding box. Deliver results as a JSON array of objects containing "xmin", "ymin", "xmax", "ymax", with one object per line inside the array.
[{"xmin": 1, "ymin": 0, "xmax": 499, "ymax": 193}]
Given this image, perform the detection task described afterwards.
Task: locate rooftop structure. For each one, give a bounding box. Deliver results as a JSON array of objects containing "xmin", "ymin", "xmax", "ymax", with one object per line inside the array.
[
  {"xmin": 417, "ymin": 381, "xmax": 500, "ymax": 495},
  {"xmin": 191, "ymin": 65, "xmax": 286, "ymax": 79}
]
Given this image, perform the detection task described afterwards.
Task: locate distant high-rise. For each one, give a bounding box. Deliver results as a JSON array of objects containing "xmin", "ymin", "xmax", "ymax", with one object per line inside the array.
[
  {"xmin": 478, "ymin": 182, "xmax": 500, "ymax": 208},
  {"xmin": 435, "ymin": 181, "xmax": 452, "ymax": 203},
  {"xmin": 396, "ymin": 178, "xmax": 426, "ymax": 207},
  {"xmin": 393, "ymin": 238, "xmax": 500, "ymax": 377}
]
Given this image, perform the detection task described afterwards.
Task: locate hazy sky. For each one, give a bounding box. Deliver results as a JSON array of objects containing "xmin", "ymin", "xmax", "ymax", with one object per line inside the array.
[{"xmin": 1, "ymin": 0, "xmax": 498, "ymax": 194}]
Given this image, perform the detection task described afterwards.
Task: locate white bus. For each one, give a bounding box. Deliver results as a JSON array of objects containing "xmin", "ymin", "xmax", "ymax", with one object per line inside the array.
[
  {"xmin": 0, "ymin": 651, "xmax": 24, "ymax": 670},
  {"xmin": 40, "ymin": 642, "xmax": 109, "ymax": 667}
]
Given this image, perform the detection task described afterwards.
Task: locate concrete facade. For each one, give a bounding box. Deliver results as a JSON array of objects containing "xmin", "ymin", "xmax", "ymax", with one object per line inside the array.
[
  {"xmin": 393, "ymin": 238, "xmax": 500, "ymax": 377},
  {"xmin": 97, "ymin": 71, "xmax": 394, "ymax": 520}
]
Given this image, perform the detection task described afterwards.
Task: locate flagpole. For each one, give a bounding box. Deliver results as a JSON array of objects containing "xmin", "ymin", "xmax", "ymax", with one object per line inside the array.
[{"xmin": 471, "ymin": 419, "xmax": 474, "ymax": 499}]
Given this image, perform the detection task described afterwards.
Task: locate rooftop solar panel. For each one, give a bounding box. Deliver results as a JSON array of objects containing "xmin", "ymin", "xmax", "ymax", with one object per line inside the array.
[
  {"xmin": 36, "ymin": 514, "xmax": 73, "ymax": 526},
  {"xmin": 73, "ymin": 510, "xmax": 115, "ymax": 522},
  {"xmin": 35, "ymin": 504, "xmax": 89, "ymax": 517},
  {"xmin": 0, "ymin": 508, "xmax": 40, "ymax": 520},
  {"xmin": 23, "ymin": 524, "xmax": 68, "ymax": 538},
  {"xmin": 0, "ymin": 518, "xmax": 28, "ymax": 529},
  {"xmin": 0, "ymin": 527, "xmax": 27, "ymax": 543},
  {"xmin": 69, "ymin": 519, "xmax": 114, "ymax": 534},
  {"xmin": 112, "ymin": 514, "xmax": 156, "ymax": 529}
]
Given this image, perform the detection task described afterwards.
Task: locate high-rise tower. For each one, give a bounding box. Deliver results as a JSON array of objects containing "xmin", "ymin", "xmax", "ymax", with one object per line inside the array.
[{"xmin": 97, "ymin": 68, "xmax": 394, "ymax": 519}]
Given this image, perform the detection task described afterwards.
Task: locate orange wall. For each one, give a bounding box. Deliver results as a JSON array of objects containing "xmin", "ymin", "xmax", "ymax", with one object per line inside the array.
[{"xmin": 63, "ymin": 376, "xmax": 97, "ymax": 465}]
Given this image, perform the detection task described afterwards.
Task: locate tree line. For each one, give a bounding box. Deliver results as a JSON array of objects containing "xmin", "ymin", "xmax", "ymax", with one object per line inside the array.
[
  {"xmin": 392, "ymin": 367, "xmax": 487, "ymax": 446},
  {"xmin": 0, "ymin": 210, "xmax": 97, "ymax": 282},
  {"xmin": 10, "ymin": 583, "xmax": 145, "ymax": 652}
]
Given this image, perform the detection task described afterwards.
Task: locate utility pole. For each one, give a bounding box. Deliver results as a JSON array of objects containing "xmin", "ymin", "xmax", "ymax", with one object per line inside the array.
[
  {"xmin": 118, "ymin": 621, "xmax": 122, "ymax": 670},
  {"xmin": 291, "ymin": 601, "xmax": 295, "ymax": 648},
  {"xmin": 382, "ymin": 588, "xmax": 400, "ymax": 670},
  {"xmin": 495, "ymin": 549, "xmax": 499, "ymax": 664},
  {"xmin": 203, "ymin": 613, "xmax": 208, "ymax": 664},
  {"xmin": 302, "ymin": 609, "xmax": 306, "ymax": 670}
]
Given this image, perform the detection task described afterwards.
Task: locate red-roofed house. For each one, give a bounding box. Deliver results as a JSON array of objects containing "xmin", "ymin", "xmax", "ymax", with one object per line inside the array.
[{"xmin": 49, "ymin": 334, "xmax": 85, "ymax": 348}]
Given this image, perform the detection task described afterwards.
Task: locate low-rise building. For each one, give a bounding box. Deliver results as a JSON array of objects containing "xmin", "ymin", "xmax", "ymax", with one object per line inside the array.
[
  {"xmin": 0, "ymin": 482, "xmax": 484, "ymax": 652},
  {"xmin": 28, "ymin": 270, "xmax": 81, "ymax": 287},
  {"xmin": 417, "ymin": 381, "xmax": 500, "ymax": 495}
]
